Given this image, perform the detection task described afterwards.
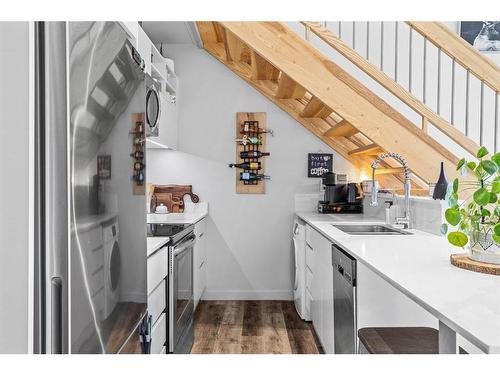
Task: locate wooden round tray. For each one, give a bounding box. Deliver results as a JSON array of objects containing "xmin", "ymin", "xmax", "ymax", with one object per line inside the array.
[{"xmin": 450, "ymin": 253, "xmax": 500, "ymax": 275}]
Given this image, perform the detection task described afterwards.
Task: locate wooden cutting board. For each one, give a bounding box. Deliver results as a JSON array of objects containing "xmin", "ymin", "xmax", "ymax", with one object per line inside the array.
[
  {"xmin": 450, "ymin": 253, "xmax": 500, "ymax": 276},
  {"xmin": 152, "ymin": 185, "xmax": 199, "ymax": 213}
]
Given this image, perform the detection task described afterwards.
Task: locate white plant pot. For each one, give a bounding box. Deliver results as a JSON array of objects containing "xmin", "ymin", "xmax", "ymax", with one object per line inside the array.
[{"xmin": 469, "ymin": 231, "xmax": 500, "ymax": 265}]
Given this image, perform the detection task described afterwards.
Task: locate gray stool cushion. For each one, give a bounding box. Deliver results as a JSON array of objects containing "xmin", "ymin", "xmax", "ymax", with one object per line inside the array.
[{"xmin": 358, "ymin": 327, "xmax": 439, "ymax": 354}]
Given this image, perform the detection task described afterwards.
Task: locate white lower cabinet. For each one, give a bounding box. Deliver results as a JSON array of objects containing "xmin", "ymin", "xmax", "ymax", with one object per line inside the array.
[
  {"xmin": 147, "ymin": 242, "xmax": 169, "ymax": 354},
  {"xmin": 151, "ymin": 313, "xmax": 166, "ymax": 354},
  {"xmin": 306, "ymin": 225, "xmax": 335, "ymax": 354},
  {"xmin": 193, "ymin": 218, "xmax": 207, "ymax": 310},
  {"xmin": 147, "ymin": 279, "xmax": 166, "ymax": 327}
]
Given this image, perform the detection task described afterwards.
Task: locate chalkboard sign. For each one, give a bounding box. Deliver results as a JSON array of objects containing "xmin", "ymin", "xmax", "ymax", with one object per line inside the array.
[{"xmin": 308, "ymin": 153, "xmax": 333, "ymax": 177}]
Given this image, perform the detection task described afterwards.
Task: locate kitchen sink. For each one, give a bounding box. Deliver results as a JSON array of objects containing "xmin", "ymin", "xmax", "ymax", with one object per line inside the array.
[{"xmin": 331, "ymin": 224, "xmax": 412, "ymax": 235}]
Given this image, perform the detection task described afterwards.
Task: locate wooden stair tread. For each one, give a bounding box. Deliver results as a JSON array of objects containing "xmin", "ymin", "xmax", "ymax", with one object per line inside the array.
[
  {"xmin": 348, "ymin": 144, "xmax": 382, "ymax": 156},
  {"xmin": 323, "ymin": 120, "xmax": 359, "ymax": 138},
  {"xmin": 375, "ymin": 167, "xmax": 406, "ymax": 175},
  {"xmin": 300, "ymin": 96, "xmax": 333, "ymax": 119},
  {"xmin": 275, "ymin": 73, "xmax": 306, "ymax": 99}
]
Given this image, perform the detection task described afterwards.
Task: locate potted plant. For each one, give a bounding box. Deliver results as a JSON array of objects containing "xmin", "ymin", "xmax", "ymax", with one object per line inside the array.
[{"xmin": 441, "ymin": 146, "xmax": 500, "ymax": 264}]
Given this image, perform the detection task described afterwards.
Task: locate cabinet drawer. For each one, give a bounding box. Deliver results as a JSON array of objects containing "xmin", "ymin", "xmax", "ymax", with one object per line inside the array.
[
  {"xmin": 78, "ymin": 226, "xmax": 103, "ymax": 252},
  {"xmin": 88, "ymin": 246, "xmax": 104, "ymax": 274},
  {"xmin": 194, "ymin": 217, "xmax": 206, "ymax": 236},
  {"xmin": 306, "ymin": 266, "xmax": 313, "ymax": 294},
  {"xmin": 305, "ymin": 243, "xmax": 315, "ymax": 269},
  {"xmin": 151, "ymin": 313, "xmax": 166, "ymax": 354},
  {"xmin": 306, "ymin": 225, "xmax": 326, "ymax": 250},
  {"xmin": 148, "ymin": 279, "xmax": 166, "ymax": 326},
  {"xmin": 89, "ymin": 266, "xmax": 104, "ymax": 297},
  {"xmin": 147, "ymin": 247, "xmax": 167, "ymax": 294}
]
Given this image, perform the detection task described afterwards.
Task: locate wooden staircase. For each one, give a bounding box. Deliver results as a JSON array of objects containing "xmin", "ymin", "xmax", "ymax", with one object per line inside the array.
[{"xmin": 196, "ymin": 21, "xmax": 471, "ymax": 193}]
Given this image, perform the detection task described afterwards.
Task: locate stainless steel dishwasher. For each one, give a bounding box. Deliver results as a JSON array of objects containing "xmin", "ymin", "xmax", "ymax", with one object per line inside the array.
[{"xmin": 332, "ymin": 244, "xmax": 357, "ymax": 354}]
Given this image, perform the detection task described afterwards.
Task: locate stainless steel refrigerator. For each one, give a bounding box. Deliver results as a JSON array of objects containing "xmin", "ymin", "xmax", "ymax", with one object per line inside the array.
[{"xmin": 34, "ymin": 22, "xmax": 148, "ymax": 354}]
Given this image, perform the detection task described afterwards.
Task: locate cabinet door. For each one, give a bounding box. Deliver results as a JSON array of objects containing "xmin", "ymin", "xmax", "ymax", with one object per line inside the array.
[
  {"xmin": 319, "ymin": 238, "xmax": 334, "ymax": 354},
  {"xmin": 193, "ymin": 218, "xmax": 206, "ymax": 310},
  {"xmin": 137, "ymin": 27, "xmax": 151, "ymax": 75},
  {"xmin": 159, "ymin": 93, "xmax": 178, "ymax": 149},
  {"xmin": 309, "ymin": 247, "xmax": 321, "ymax": 340}
]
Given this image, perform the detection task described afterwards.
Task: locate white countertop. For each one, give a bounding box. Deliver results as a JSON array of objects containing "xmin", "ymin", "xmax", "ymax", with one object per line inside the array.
[
  {"xmin": 297, "ymin": 211, "xmax": 500, "ymax": 354},
  {"xmin": 74, "ymin": 212, "xmax": 118, "ymax": 233},
  {"xmin": 147, "ymin": 237, "xmax": 170, "ymax": 257},
  {"xmin": 147, "ymin": 202, "xmax": 208, "ymax": 225}
]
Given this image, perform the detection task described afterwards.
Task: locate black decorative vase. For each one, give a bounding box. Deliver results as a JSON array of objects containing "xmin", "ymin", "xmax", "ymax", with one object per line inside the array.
[{"xmin": 432, "ymin": 161, "xmax": 448, "ymax": 200}]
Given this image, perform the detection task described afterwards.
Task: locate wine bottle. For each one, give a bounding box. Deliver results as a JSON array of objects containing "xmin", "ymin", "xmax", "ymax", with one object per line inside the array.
[
  {"xmin": 235, "ymin": 135, "xmax": 262, "ymax": 146},
  {"xmin": 240, "ymin": 172, "xmax": 270, "ymax": 181},
  {"xmin": 135, "ymin": 170, "xmax": 145, "ymax": 185},
  {"xmin": 228, "ymin": 162, "xmax": 261, "ymax": 170},
  {"xmin": 240, "ymin": 121, "xmax": 259, "ymax": 133},
  {"xmin": 134, "ymin": 161, "xmax": 145, "ymax": 171},
  {"xmin": 130, "ymin": 150, "xmax": 144, "ymax": 159},
  {"xmin": 240, "ymin": 150, "xmax": 270, "ymax": 159}
]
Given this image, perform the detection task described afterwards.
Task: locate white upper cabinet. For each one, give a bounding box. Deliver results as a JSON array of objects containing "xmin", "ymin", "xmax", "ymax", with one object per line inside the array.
[{"xmin": 119, "ymin": 22, "xmax": 139, "ymax": 44}]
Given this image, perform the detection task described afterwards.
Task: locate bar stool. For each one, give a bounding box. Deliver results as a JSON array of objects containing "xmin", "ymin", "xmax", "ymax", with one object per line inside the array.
[{"xmin": 358, "ymin": 327, "xmax": 439, "ymax": 354}]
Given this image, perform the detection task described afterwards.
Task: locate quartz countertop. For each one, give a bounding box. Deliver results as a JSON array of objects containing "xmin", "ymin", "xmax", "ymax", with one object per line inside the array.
[
  {"xmin": 74, "ymin": 212, "xmax": 118, "ymax": 233},
  {"xmin": 147, "ymin": 202, "xmax": 208, "ymax": 225},
  {"xmin": 147, "ymin": 237, "xmax": 170, "ymax": 257},
  {"xmin": 296, "ymin": 211, "xmax": 500, "ymax": 354}
]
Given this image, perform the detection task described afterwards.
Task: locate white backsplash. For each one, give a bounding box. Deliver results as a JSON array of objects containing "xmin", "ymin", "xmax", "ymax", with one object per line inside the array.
[
  {"xmin": 363, "ymin": 193, "xmax": 447, "ymax": 235},
  {"xmin": 295, "ymin": 192, "xmax": 447, "ymax": 236}
]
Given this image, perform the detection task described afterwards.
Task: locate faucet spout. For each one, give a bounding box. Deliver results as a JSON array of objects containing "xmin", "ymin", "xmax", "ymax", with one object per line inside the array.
[
  {"xmin": 370, "ymin": 168, "xmax": 379, "ymax": 206},
  {"xmin": 370, "ymin": 152, "xmax": 412, "ymax": 229}
]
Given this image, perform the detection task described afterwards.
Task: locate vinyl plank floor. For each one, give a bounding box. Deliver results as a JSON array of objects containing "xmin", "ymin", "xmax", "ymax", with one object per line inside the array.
[{"xmin": 191, "ymin": 300, "xmax": 323, "ymax": 354}]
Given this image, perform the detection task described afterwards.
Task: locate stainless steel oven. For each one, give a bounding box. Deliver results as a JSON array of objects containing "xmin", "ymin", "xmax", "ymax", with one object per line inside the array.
[{"xmin": 168, "ymin": 227, "xmax": 196, "ymax": 354}]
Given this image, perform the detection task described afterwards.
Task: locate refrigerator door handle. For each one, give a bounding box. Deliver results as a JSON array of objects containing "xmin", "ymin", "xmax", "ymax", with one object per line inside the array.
[{"xmin": 51, "ymin": 277, "xmax": 63, "ymax": 354}]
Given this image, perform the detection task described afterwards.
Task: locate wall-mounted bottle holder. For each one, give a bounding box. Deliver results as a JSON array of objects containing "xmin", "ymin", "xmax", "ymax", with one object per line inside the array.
[
  {"xmin": 231, "ymin": 113, "xmax": 271, "ymax": 194},
  {"xmin": 131, "ymin": 113, "xmax": 146, "ymax": 195}
]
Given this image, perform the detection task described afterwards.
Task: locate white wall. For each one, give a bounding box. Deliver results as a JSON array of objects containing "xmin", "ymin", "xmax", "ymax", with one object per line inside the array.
[
  {"xmin": 147, "ymin": 44, "xmax": 357, "ymax": 299},
  {"xmin": 0, "ymin": 22, "xmax": 31, "ymax": 353}
]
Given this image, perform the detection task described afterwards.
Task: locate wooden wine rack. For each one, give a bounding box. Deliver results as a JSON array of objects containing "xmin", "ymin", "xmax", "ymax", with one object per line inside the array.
[
  {"xmin": 132, "ymin": 113, "xmax": 145, "ymax": 195},
  {"xmin": 235, "ymin": 112, "xmax": 267, "ymax": 194}
]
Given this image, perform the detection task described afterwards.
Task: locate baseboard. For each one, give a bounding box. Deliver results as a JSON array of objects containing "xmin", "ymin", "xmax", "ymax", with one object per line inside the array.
[{"xmin": 202, "ymin": 290, "xmax": 293, "ymax": 300}]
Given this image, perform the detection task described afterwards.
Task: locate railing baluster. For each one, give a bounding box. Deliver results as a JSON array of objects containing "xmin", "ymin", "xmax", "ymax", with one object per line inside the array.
[
  {"xmin": 366, "ymin": 22, "xmax": 370, "ymax": 60},
  {"xmin": 380, "ymin": 21, "xmax": 384, "ymax": 71},
  {"xmin": 480, "ymin": 81, "xmax": 484, "ymax": 146},
  {"xmin": 409, "ymin": 27, "xmax": 413, "ymax": 93},
  {"xmin": 423, "ymin": 38, "xmax": 427, "ymax": 104},
  {"xmin": 352, "ymin": 22, "xmax": 356, "ymax": 50},
  {"xmin": 465, "ymin": 69, "xmax": 470, "ymax": 136},
  {"xmin": 437, "ymin": 47, "xmax": 441, "ymax": 115},
  {"xmin": 495, "ymin": 92, "xmax": 499, "ymax": 153},
  {"xmin": 451, "ymin": 58, "xmax": 455, "ymax": 125},
  {"xmin": 394, "ymin": 22, "xmax": 398, "ymax": 81}
]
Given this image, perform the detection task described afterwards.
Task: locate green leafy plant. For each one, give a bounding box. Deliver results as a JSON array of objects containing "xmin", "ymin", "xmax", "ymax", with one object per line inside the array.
[{"xmin": 441, "ymin": 146, "xmax": 500, "ymax": 247}]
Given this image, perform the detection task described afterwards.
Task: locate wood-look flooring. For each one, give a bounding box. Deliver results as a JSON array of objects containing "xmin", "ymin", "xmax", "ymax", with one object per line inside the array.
[{"xmin": 191, "ymin": 300, "xmax": 323, "ymax": 354}]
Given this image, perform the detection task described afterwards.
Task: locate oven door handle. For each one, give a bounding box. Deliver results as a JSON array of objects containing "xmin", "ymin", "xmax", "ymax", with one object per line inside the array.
[{"xmin": 173, "ymin": 235, "xmax": 196, "ymax": 257}]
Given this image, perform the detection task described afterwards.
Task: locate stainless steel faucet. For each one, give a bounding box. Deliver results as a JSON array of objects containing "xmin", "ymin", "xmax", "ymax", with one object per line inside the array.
[{"xmin": 370, "ymin": 153, "xmax": 411, "ymax": 229}]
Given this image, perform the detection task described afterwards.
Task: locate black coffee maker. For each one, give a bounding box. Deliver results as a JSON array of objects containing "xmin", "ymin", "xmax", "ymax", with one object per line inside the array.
[{"xmin": 318, "ymin": 172, "xmax": 363, "ymax": 214}]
